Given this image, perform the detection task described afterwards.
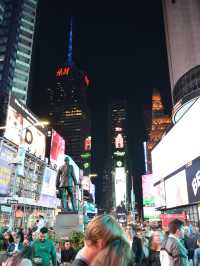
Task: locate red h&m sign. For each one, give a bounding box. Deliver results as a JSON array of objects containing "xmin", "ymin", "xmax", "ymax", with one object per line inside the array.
[{"xmin": 56, "ymin": 67, "xmax": 70, "ymax": 77}]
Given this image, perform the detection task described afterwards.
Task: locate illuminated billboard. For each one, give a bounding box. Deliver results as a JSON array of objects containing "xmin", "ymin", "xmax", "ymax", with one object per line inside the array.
[
  {"xmin": 50, "ymin": 130, "xmax": 65, "ymax": 169},
  {"xmin": 4, "ymin": 96, "xmax": 46, "ymax": 159},
  {"xmin": 114, "ymin": 167, "xmax": 126, "ymax": 207},
  {"xmin": 152, "ymin": 97, "xmax": 200, "ymax": 184},
  {"xmin": 142, "ymin": 174, "xmax": 155, "ymax": 206},
  {"xmin": 115, "ymin": 133, "xmax": 124, "ymax": 149}
]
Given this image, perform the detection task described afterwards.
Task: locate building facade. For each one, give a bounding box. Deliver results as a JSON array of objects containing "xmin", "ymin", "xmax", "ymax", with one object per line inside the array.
[
  {"xmin": 0, "ymin": 0, "xmax": 38, "ymax": 103},
  {"xmin": 47, "ymin": 65, "xmax": 90, "ymax": 166},
  {"xmin": 162, "ymin": 0, "xmax": 200, "ymax": 122},
  {"xmin": 102, "ymin": 99, "xmax": 129, "ymax": 211},
  {"xmin": 146, "ymin": 89, "xmax": 171, "ymax": 173}
]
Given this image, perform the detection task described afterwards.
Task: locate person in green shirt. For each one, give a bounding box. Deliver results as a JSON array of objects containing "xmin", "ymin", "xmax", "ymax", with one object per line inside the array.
[{"xmin": 32, "ymin": 227, "xmax": 56, "ymax": 266}]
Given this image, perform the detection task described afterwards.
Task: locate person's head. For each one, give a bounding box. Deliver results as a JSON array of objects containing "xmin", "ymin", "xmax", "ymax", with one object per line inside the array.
[
  {"xmin": 64, "ymin": 241, "xmax": 71, "ymax": 250},
  {"xmin": 39, "ymin": 227, "xmax": 48, "ymax": 241},
  {"xmin": 84, "ymin": 214, "xmax": 127, "ymax": 253},
  {"xmin": 15, "ymin": 234, "xmax": 21, "ymax": 244},
  {"xmin": 64, "ymin": 156, "xmax": 70, "ymax": 165},
  {"xmin": 4, "ymin": 232, "xmax": 14, "ymax": 243},
  {"xmin": 197, "ymin": 238, "xmax": 200, "ymax": 248},
  {"xmin": 90, "ymin": 238, "xmax": 133, "ymax": 266},
  {"xmin": 32, "ymin": 231, "xmax": 37, "ymax": 241},
  {"xmin": 168, "ymin": 219, "xmax": 184, "ymax": 239}
]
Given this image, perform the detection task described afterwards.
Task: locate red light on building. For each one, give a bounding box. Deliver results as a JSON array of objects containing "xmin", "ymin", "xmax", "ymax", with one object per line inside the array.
[
  {"xmin": 84, "ymin": 136, "xmax": 91, "ymax": 151},
  {"xmin": 56, "ymin": 67, "xmax": 70, "ymax": 77},
  {"xmin": 84, "ymin": 75, "xmax": 90, "ymax": 86}
]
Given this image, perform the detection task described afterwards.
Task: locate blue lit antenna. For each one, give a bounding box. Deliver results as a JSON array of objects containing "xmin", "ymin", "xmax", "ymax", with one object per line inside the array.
[{"xmin": 67, "ymin": 17, "xmax": 73, "ymax": 66}]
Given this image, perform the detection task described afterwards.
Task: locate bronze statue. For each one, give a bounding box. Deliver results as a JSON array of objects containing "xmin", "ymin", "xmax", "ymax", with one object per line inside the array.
[{"xmin": 56, "ymin": 157, "xmax": 78, "ymax": 211}]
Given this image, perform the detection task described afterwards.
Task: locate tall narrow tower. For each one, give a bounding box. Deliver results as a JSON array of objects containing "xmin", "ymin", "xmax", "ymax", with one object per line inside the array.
[{"xmin": 47, "ymin": 18, "xmax": 90, "ymax": 167}]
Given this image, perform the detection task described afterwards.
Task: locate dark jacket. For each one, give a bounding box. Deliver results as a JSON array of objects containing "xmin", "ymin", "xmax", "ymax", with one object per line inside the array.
[
  {"xmin": 56, "ymin": 163, "xmax": 77, "ymax": 188},
  {"xmin": 149, "ymin": 250, "xmax": 161, "ymax": 266},
  {"xmin": 61, "ymin": 247, "xmax": 76, "ymax": 263},
  {"xmin": 132, "ymin": 236, "xmax": 143, "ymax": 265}
]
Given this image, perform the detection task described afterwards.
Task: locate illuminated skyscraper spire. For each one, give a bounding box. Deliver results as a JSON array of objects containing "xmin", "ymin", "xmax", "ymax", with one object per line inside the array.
[{"xmin": 67, "ymin": 17, "xmax": 73, "ymax": 66}]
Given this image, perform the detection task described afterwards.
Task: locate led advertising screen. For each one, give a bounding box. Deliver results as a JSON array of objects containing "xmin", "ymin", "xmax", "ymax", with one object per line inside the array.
[
  {"xmin": 114, "ymin": 167, "xmax": 126, "ymax": 207},
  {"xmin": 142, "ymin": 174, "xmax": 155, "ymax": 206},
  {"xmin": 40, "ymin": 167, "xmax": 57, "ymax": 197},
  {"xmin": 154, "ymin": 181, "xmax": 166, "ymax": 208},
  {"xmin": 0, "ymin": 142, "xmax": 16, "ymax": 195},
  {"xmin": 50, "ymin": 130, "xmax": 65, "ymax": 169},
  {"xmin": 152, "ymin": 97, "xmax": 200, "ymax": 184},
  {"xmin": 165, "ymin": 169, "xmax": 189, "ymax": 208},
  {"xmin": 4, "ymin": 96, "xmax": 46, "ymax": 159}
]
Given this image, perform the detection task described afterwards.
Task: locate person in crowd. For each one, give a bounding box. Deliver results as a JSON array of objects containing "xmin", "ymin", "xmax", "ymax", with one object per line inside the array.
[
  {"xmin": 193, "ymin": 238, "xmax": 200, "ymax": 266},
  {"xmin": 30, "ymin": 231, "xmax": 38, "ymax": 246},
  {"xmin": 22, "ymin": 238, "xmax": 32, "ymax": 259},
  {"xmin": 3, "ymin": 231, "xmax": 14, "ymax": 251},
  {"xmin": 131, "ymin": 227, "xmax": 144, "ymax": 266},
  {"xmin": 31, "ymin": 227, "xmax": 56, "ymax": 266},
  {"xmin": 7, "ymin": 233, "xmax": 23, "ymax": 256},
  {"xmin": 160, "ymin": 219, "xmax": 188, "ymax": 266},
  {"xmin": 125, "ymin": 224, "xmax": 133, "ymax": 246},
  {"xmin": 2, "ymin": 252, "xmax": 32, "ymax": 266},
  {"xmin": 72, "ymin": 214, "xmax": 131, "ymax": 266},
  {"xmin": 148, "ymin": 231, "xmax": 161, "ymax": 266},
  {"xmin": 90, "ymin": 237, "xmax": 134, "ymax": 266},
  {"xmin": 61, "ymin": 240, "xmax": 76, "ymax": 265},
  {"xmin": 36, "ymin": 215, "xmax": 46, "ymax": 233}
]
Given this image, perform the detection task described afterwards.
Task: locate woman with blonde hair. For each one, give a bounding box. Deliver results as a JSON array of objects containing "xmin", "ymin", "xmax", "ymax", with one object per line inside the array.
[
  {"xmin": 72, "ymin": 214, "xmax": 132, "ymax": 266},
  {"xmin": 90, "ymin": 237, "xmax": 134, "ymax": 266}
]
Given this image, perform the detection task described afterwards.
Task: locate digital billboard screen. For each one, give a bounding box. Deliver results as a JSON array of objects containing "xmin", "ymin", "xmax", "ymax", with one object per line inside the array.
[
  {"xmin": 165, "ymin": 169, "xmax": 189, "ymax": 208},
  {"xmin": 142, "ymin": 174, "xmax": 155, "ymax": 206},
  {"xmin": 4, "ymin": 96, "xmax": 46, "ymax": 159},
  {"xmin": 152, "ymin": 97, "xmax": 200, "ymax": 184},
  {"xmin": 50, "ymin": 130, "xmax": 65, "ymax": 169},
  {"xmin": 40, "ymin": 167, "xmax": 57, "ymax": 197},
  {"xmin": 114, "ymin": 167, "xmax": 126, "ymax": 207}
]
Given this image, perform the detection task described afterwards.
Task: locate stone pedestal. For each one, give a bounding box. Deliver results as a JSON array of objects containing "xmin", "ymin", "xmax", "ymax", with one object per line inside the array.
[{"xmin": 55, "ymin": 211, "xmax": 84, "ymax": 239}]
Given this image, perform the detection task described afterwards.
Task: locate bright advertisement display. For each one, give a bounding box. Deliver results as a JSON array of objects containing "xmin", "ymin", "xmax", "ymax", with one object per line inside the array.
[
  {"xmin": 143, "ymin": 207, "xmax": 160, "ymax": 220},
  {"xmin": 154, "ymin": 182, "xmax": 166, "ymax": 208},
  {"xmin": 152, "ymin": 97, "xmax": 200, "ymax": 184},
  {"xmin": 40, "ymin": 167, "xmax": 57, "ymax": 197},
  {"xmin": 50, "ymin": 130, "xmax": 65, "ymax": 169},
  {"xmin": 160, "ymin": 213, "xmax": 186, "ymax": 229},
  {"xmin": 165, "ymin": 170, "xmax": 189, "ymax": 208},
  {"xmin": 4, "ymin": 96, "xmax": 46, "ymax": 159},
  {"xmin": 114, "ymin": 167, "xmax": 126, "ymax": 207},
  {"xmin": 142, "ymin": 174, "xmax": 155, "ymax": 206},
  {"xmin": 0, "ymin": 143, "xmax": 16, "ymax": 195}
]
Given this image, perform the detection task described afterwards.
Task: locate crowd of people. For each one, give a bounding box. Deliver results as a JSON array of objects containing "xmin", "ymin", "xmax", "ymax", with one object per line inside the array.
[{"xmin": 0, "ymin": 214, "xmax": 200, "ymax": 266}]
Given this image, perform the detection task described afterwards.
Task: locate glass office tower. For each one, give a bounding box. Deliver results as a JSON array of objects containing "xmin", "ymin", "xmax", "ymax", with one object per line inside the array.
[{"xmin": 0, "ymin": 0, "xmax": 38, "ymax": 104}]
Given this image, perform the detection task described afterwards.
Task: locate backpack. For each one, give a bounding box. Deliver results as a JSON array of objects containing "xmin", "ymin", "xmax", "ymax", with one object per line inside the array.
[{"xmin": 160, "ymin": 248, "xmax": 174, "ymax": 266}]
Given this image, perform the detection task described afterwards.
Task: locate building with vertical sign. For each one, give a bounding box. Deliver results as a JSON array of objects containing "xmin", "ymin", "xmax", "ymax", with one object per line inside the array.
[
  {"xmin": 0, "ymin": 0, "xmax": 38, "ymax": 104},
  {"xmin": 102, "ymin": 99, "xmax": 129, "ymax": 210},
  {"xmin": 146, "ymin": 89, "xmax": 171, "ymax": 173},
  {"xmin": 47, "ymin": 19, "xmax": 91, "ymax": 166}
]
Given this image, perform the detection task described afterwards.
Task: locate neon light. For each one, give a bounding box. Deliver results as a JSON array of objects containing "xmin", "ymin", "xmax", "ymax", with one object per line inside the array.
[
  {"xmin": 56, "ymin": 67, "xmax": 70, "ymax": 77},
  {"xmin": 84, "ymin": 75, "xmax": 90, "ymax": 86}
]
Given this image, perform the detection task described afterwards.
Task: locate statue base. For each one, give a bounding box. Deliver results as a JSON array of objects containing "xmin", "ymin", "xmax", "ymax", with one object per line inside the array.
[{"xmin": 55, "ymin": 211, "xmax": 84, "ymax": 239}]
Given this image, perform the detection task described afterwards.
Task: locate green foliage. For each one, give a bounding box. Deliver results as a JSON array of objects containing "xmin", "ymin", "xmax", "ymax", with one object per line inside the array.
[{"xmin": 69, "ymin": 231, "xmax": 84, "ymax": 251}]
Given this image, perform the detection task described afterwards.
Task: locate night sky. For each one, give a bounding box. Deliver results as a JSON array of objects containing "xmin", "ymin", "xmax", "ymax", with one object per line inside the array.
[{"xmin": 30, "ymin": 1, "xmax": 172, "ymax": 208}]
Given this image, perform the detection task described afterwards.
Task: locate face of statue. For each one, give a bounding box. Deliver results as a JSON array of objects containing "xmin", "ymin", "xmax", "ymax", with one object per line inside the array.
[{"xmin": 65, "ymin": 157, "xmax": 70, "ymax": 165}]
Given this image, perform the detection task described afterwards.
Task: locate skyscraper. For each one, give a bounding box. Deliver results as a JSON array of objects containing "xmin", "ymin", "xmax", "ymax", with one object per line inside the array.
[
  {"xmin": 47, "ymin": 19, "xmax": 90, "ymax": 166},
  {"xmin": 146, "ymin": 89, "xmax": 171, "ymax": 173},
  {"xmin": 162, "ymin": 0, "xmax": 200, "ymax": 122},
  {"xmin": 102, "ymin": 99, "xmax": 129, "ymax": 210},
  {"xmin": 0, "ymin": 0, "xmax": 38, "ymax": 104}
]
